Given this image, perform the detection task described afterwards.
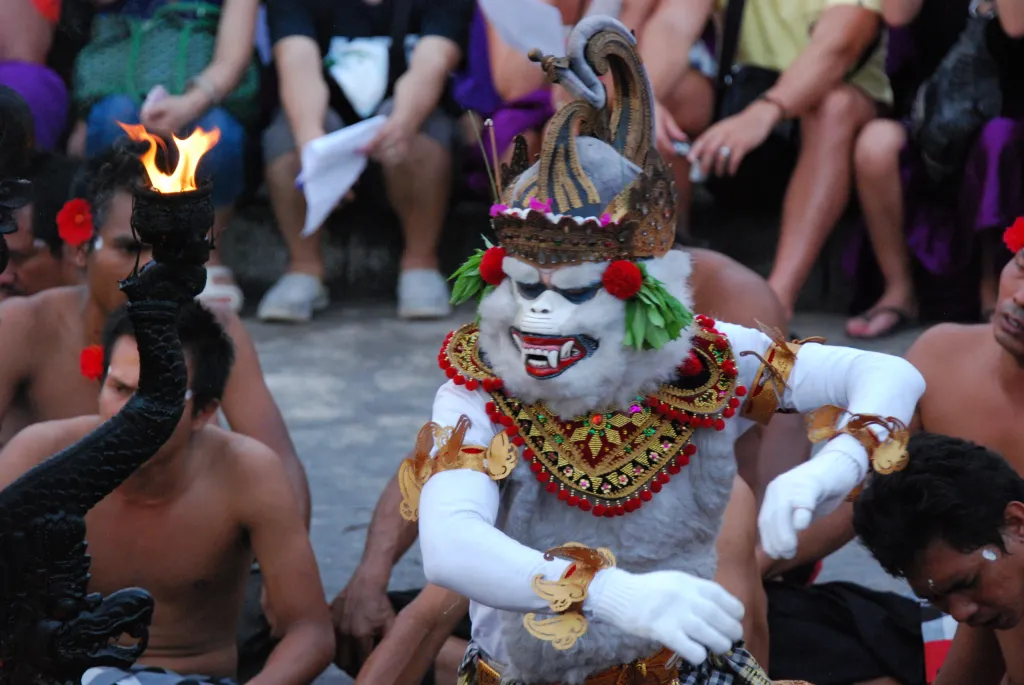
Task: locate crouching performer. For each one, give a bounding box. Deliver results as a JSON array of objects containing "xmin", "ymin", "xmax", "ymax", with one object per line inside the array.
[{"xmin": 401, "ymin": 16, "xmax": 926, "ymax": 685}]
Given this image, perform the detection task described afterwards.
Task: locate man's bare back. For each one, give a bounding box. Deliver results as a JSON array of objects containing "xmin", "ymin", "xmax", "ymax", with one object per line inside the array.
[{"xmin": 0, "ymin": 415, "xmax": 319, "ymax": 680}]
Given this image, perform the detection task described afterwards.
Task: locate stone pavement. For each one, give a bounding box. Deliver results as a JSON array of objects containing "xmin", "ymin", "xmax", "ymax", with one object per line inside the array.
[{"xmin": 246, "ymin": 305, "xmax": 925, "ymax": 684}]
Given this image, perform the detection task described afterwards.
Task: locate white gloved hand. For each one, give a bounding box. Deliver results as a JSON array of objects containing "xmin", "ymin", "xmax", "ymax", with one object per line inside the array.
[
  {"xmin": 758, "ymin": 435, "xmax": 865, "ymax": 559},
  {"xmin": 586, "ymin": 566, "xmax": 744, "ymax": 666}
]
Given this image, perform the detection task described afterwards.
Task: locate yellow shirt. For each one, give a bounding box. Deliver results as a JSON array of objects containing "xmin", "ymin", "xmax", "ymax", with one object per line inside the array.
[{"xmin": 717, "ymin": 0, "xmax": 892, "ymax": 106}]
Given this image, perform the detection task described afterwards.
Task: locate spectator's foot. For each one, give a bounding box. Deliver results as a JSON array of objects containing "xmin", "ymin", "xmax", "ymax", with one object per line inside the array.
[
  {"xmin": 257, "ymin": 273, "xmax": 329, "ymax": 323},
  {"xmin": 845, "ymin": 303, "xmax": 916, "ymax": 339},
  {"xmin": 197, "ymin": 265, "xmax": 244, "ymax": 313},
  {"xmin": 397, "ymin": 269, "xmax": 452, "ymax": 320}
]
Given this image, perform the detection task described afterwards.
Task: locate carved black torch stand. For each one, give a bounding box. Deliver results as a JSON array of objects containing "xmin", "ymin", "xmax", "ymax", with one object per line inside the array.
[{"xmin": 0, "ymin": 176, "xmax": 211, "ymax": 684}]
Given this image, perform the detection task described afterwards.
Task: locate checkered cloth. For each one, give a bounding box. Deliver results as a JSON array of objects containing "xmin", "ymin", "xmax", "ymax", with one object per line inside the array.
[
  {"xmin": 458, "ymin": 642, "xmax": 774, "ymax": 685},
  {"xmin": 81, "ymin": 666, "xmax": 237, "ymax": 685}
]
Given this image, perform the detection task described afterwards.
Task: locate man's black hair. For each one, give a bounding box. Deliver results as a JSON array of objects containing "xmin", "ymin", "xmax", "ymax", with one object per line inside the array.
[
  {"xmin": 101, "ymin": 301, "xmax": 236, "ymax": 416},
  {"xmin": 853, "ymin": 432, "xmax": 1024, "ymax": 579},
  {"xmin": 69, "ymin": 143, "xmax": 146, "ymax": 237},
  {"xmin": 24, "ymin": 152, "xmax": 82, "ymax": 255}
]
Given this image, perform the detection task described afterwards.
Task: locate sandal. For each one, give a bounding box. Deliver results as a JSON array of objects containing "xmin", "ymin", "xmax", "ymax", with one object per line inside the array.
[
  {"xmin": 197, "ymin": 265, "xmax": 244, "ymax": 313},
  {"xmin": 846, "ymin": 306, "xmax": 916, "ymax": 340}
]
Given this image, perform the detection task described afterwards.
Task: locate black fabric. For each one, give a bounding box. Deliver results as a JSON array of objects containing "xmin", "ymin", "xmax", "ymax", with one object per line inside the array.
[
  {"xmin": 235, "ymin": 565, "xmax": 277, "ymax": 684},
  {"xmin": 765, "ymin": 581, "xmax": 926, "ymax": 685}
]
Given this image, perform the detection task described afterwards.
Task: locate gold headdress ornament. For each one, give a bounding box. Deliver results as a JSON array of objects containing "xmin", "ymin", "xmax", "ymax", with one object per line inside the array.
[{"xmin": 449, "ymin": 17, "xmax": 692, "ymax": 351}]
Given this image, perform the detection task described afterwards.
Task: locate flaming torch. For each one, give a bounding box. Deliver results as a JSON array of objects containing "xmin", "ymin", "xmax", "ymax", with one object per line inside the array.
[{"xmin": 118, "ymin": 124, "xmax": 220, "ymax": 277}]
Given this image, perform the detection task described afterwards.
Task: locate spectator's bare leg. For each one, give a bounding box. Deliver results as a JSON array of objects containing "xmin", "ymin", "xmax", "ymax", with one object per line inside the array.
[
  {"xmin": 665, "ymin": 71, "xmax": 714, "ymax": 239},
  {"xmin": 846, "ymin": 120, "xmax": 916, "ymax": 337},
  {"xmin": 434, "ymin": 636, "xmax": 468, "ymax": 684},
  {"xmin": 382, "ymin": 132, "xmax": 449, "ymax": 272},
  {"xmin": 266, "ymin": 150, "xmax": 324, "ymax": 279},
  {"xmin": 767, "ymin": 85, "xmax": 877, "ymax": 318}
]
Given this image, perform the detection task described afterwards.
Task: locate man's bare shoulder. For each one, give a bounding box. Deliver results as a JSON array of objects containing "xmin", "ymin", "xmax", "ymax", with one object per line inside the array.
[
  {"xmin": 905, "ymin": 322, "xmax": 989, "ymax": 371},
  {"xmin": 0, "ymin": 416, "xmax": 104, "ymax": 483},
  {"xmin": 203, "ymin": 427, "xmax": 291, "ymax": 490},
  {"xmin": 0, "ymin": 286, "xmax": 82, "ymax": 335},
  {"xmin": 687, "ymin": 247, "xmax": 787, "ymax": 332}
]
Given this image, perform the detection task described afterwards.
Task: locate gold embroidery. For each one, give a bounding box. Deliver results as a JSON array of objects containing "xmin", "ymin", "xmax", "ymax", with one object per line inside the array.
[
  {"xmin": 398, "ymin": 416, "xmax": 518, "ymax": 522},
  {"xmin": 740, "ymin": 328, "xmax": 825, "ymax": 425},
  {"xmin": 523, "ymin": 543, "xmax": 616, "ymax": 650}
]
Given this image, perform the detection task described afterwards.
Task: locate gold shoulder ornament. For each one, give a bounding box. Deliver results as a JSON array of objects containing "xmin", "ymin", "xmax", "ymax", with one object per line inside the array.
[
  {"xmin": 398, "ymin": 415, "xmax": 519, "ymax": 522},
  {"xmin": 804, "ymin": 405, "xmax": 910, "ymax": 500},
  {"xmin": 740, "ymin": 325, "xmax": 825, "ymax": 425},
  {"xmin": 523, "ymin": 543, "xmax": 616, "ymax": 651}
]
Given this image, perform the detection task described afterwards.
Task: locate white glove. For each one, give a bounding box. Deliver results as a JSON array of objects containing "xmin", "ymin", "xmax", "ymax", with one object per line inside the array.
[
  {"xmin": 758, "ymin": 435, "xmax": 864, "ymax": 559},
  {"xmin": 585, "ymin": 566, "xmax": 744, "ymax": 665}
]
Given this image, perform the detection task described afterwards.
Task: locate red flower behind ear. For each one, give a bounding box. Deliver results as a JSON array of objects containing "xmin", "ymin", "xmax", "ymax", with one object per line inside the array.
[
  {"xmin": 1005, "ymin": 217, "xmax": 1024, "ymax": 255},
  {"xmin": 602, "ymin": 260, "xmax": 643, "ymax": 300},
  {"xmin": 57, "ymin": 198, "xmax": 95, "ymax": 248},
  {"xmin": 479, "ymin": 246, "xmax": 507, "ymax": 286},
  {"xmin": 80, "ymin": 345, "xmax": 104, "ymax": 381}
]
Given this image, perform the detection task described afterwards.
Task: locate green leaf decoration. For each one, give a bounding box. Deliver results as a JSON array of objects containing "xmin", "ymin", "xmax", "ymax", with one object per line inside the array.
[
  {"xmin": 621, "ymin": 263, "xmax": 695, "ymax": 351},
  {"xmin": 449, "ymin": 249, "xmax": 486, "ymax": 306}
]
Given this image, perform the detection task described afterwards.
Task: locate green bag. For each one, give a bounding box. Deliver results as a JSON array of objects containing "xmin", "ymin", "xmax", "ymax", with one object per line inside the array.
[{"xmin": 73, "ymin": 1, "xmax": 260, "ymax": 126}]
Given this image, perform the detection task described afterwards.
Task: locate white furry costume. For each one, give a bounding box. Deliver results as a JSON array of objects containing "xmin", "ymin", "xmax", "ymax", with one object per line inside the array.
[{"xmin": 401, "ymin": 17, "xmax": 925, "ymax": 685}]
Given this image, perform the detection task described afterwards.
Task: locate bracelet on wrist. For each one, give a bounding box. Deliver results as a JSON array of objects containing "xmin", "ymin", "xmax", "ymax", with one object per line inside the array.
[
  {"xmin": 187, "ymin": 75, "xmax": 221, "ymax": 107},
  {"xmin": 757, "ymin": 93, "xmax": 790, "ymax": 120}
]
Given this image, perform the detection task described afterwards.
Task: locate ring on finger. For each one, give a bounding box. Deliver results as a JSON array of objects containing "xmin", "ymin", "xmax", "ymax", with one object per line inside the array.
[{"xmin": 718, "ymin": 146, "xmax": 732, "ymax": 158}]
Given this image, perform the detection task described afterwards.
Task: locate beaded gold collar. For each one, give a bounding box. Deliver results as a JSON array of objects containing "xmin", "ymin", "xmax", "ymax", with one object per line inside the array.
[{"xmin": 438, "ymin": 316, "xmax": 747, "ymax": 517}]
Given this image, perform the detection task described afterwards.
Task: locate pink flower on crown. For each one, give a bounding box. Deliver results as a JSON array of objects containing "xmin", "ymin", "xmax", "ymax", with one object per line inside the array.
[
  {"xmin": 489, "ymin": 203, "xmax": 508, "ymax": 217},
  {"xmin": 529, "ymin": 197, "xmax": 553, "ymax": 213},
  {"xmin": 600, "ymin": 213, "xmax": 612, "ymax": 226}
]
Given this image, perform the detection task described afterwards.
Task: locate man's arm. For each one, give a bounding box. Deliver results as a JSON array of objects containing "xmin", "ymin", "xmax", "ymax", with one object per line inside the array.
[
  {"xmin": 997, "ymin": 0, "xmax": 1024, "ymax": 37},
  {"xmin": 637, "ymin": 0, "xmax": 714, "ymax": 102},
  {"xmin": 932, "ymin": 624, "xmax": 1005, "ymax": 685},
  {"xmin": 237, "ymin": 438, "xmax": 334, "ymax": 685},
  {"xmin": 388, "ymin": 36, "xmax": 463, "ymax": 134},
  {"xmin": 0, "ymin": 416, "xmax": 98, "ymax": 487},
  {"xmin": 217, "ymin": 309, "xmax": 311, "ymax": 526},
  {"xmin": 761, "ymin": 4, "xmax": 882, "ymax": 118},
  {"xmin": 880, "ymin": 0, "xmax": 923, "ymax": 26},
  {"xmin": 267, "ymin": 0, "xmax": 329, "ymax": 149},
  {"xmin": 353, "ymin": 585, "xmax": 468, "ymax": 685},
  {"xmin": 0, "ymin": 298, "xmax": 37, "ymax": 445},
  {"xmin": 194, "ymin": 0, "xmax": 260, "ymax": 99}
]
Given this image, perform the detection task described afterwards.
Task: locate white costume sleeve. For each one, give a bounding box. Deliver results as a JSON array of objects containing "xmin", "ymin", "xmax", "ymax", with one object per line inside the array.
[{"xmin": 419, "ymin": 381, "xmax": 573, "ymax": 612}]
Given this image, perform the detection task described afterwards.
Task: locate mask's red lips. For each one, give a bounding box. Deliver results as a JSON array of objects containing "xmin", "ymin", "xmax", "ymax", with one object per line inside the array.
[{"xmin": 510, "ymin": 328, "xmax": 597, "ymax": 379}]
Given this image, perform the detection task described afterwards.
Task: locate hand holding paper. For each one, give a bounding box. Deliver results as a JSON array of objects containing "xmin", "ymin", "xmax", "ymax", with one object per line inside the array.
[{"xmin": 298, "ymin": 115, "xmax": 387, "ymax": 236}]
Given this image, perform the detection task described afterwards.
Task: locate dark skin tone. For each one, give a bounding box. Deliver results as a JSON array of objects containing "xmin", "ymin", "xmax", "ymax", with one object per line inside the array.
[
  {"xmin": 764, "ymin": 250, "xmax": 1024, "ymax": 576},
  {"xmin": 0, "ymin": 189, "xmax": 311, "ymax": 524},
  {"xmin": 0, "ymin": 205, "xmax": 79, "ymax": 299},
  {"xmin": 909, "ymin": 503, "xmax": 1024, "ymax": 685},
  {"xmin": 336, "ymin": 246, "xmax": 809, "ymax": 678},
  {"xmin": 0, "ymin": 336, "xmax": 334, "ymax": 683}
]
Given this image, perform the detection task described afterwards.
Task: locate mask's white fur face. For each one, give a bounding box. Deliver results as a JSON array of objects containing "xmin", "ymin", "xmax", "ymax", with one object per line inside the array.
[{"xmin": 478, "ymin": 250, "xmax": 696, "ymax": 418}]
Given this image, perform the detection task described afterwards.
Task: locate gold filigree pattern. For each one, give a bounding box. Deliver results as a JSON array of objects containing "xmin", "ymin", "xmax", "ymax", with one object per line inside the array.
[
  {"xmin": 740, "ymin": 328, "xmax": 825, "ymax": 425},
  {"xmin": 398, "ymin": 416, "xmax": 518, "ymax": 522}
]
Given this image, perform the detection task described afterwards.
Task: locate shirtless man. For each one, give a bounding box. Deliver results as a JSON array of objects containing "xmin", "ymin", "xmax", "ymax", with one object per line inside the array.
[
  {"xmin": 0, "ymin": 303, "xmax": 334, "ymax": 684},
  {"xmin": 853, "ymin": 433, "xmax": 1024, "ymax": 685},
  {"xmin": 334, "ymin": 244, "xmax": 807, "ymax": 681}
]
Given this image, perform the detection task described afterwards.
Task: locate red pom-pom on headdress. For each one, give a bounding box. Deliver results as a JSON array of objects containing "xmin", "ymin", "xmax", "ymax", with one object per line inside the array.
[
  {"xmin": 479, "ymin": 246, "xmax": 507, "ymax": 286},
  {"xmin": 1005, "ymin": 217, "xmax": 1024, "ymax": 255},
  {"xmin": 57, "ymin": 198, "xmax": 95, "ymax": 248},
  {"xmin": 80, "ymin": 344, "xmax": 104, "ymax": 381},
  {"xmin": 602, "ymin": 260, "xmax": 643, "ymax": 300}
]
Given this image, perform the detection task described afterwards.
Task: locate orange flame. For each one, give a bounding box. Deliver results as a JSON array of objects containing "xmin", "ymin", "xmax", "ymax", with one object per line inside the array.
[{"xmin": 118, "ymin": 123, "xmax": 221, "ymax": 193}]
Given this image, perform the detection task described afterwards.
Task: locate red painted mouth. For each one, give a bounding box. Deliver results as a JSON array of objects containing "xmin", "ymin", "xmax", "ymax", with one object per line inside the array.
[{"xmin": 510, "ymin": 328, "xmax": 597, "ymax": 379}]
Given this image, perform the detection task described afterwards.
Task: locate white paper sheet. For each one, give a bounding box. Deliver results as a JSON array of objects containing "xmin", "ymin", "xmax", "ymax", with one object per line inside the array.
[
  {"xmin": 478, "ymin": 0, "xmax": 566, "ymax": 58},
  {"xmin": 298, "ymin": 115, "xmax": 387, "ymax": 236}
]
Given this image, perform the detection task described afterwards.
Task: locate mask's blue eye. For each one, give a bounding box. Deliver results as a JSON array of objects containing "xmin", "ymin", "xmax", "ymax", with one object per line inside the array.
[
  {"xmin": 516, "ymin": 281, "xmax": 546, "ymax": 300},
  {"xmin": 556, "ymin": 284, "xmax": 601, "ymax": 304}
]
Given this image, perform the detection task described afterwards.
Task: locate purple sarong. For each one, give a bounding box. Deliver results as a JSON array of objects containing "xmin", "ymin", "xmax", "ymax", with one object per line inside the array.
[
  {"xmin": 452, "ymin": 8, "xmax": 554, "ymax": 196},
  {"xmin": 0, "ymin": 61, "xmax": 67, "ymax": 151}
]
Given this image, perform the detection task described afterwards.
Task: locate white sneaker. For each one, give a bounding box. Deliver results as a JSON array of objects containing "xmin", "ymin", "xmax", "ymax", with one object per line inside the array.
[
  {"xmin": 397, "ymin": 269, "xmax": 452, "ymax": 320},
  {"xmin": 257, "ymin": 273, "xmax": 329, "ymax": 323}
]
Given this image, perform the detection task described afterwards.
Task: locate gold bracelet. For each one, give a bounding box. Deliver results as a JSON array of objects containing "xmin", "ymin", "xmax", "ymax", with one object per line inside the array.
[
  {"xmin": 740, "ymin": 328, "xmax": 825, "ymax": 424},
  {"xmin": 523, "ymin": 543, "xmax": 616, "ymax": 650}
]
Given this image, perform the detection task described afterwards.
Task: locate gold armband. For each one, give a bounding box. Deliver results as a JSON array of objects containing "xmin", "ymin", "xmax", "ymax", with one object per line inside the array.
[
  {"xmin": 398, "ymin": 415, "xmax": 519, "ymax": 522},
  {"xmin": 805, "ymin": 405, "xmax": 910, "ymax": 500},
  {"xmin": 523, "ymin": 543, "xmax": 616, "ymax": 651},
  {"xmin": 740, "ymin": 329, "xmax": 825, "ymax": 425}
]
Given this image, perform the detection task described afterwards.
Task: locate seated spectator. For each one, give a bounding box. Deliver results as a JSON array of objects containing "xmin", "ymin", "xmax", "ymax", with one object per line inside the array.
[
  {"xmin": 259, "ymin": 0, "xmax": 474, "ymax": 322},
  {"xmin": 1, "ymin": 152, "xmax": 82, "ymax": 299},
  {"xmin": 847, "ymin": 0, "xmax": 1024, "ymax": 337},
  {"xmin": 854, "ymin": 432, "xmax": 1024, "ymax": 685},
  {"xmin": 0, "ymin": 0, "xmax": 68, "ymax": 151},
  {"xmin": 330, "ymin": 243, "xmax": 807, "ymax": 679},
  {"xmin": 687, "ymin": 0, "xmax": 887, "ymax": 322},
  {"xmin": 0, "ymin": 302, "xmax": 334, "ymax": 684},
  {"xmin": 69, "ymin": 0, "xmax": 263, "ymax": 312},
  {"xmin": 456, "ymin": 0, "xmax": 717, "ymax": 234},
  {"xmin": 0, "ymin": 146, "xmax": 311, "ymax": 677}
]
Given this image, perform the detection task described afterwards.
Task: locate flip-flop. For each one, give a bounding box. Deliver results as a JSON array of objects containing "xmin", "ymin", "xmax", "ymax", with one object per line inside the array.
[{"xmin": 846, "ymin": 306, "xmax": 916, "ymax": 340}]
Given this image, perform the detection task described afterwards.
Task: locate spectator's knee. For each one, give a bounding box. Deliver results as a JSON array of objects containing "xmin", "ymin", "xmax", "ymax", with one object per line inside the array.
[
  {"xmin": 854, "ymin": 121, "xmax": 905, "ymax": 179},
  {"xmin": 200, "ymin": 108, "xmax": 246, "ymax": 155},
  {"xmin": 811, "ymin": 86, "xmax": 874, "ymax": 138}
]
